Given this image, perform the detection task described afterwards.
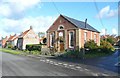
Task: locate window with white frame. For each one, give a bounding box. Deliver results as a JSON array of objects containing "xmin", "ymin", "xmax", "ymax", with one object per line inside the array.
[
  {"xmin": 50, "ymin": 33, "xmax": 55, "ymax": 47},
  {"xmin": 69, "ymin": 32, "xmax": 74, "ymax": 48},
  {"xmin": 58, "ymin": 25, "xmax": 64, "ymax": 30},
  {"xmin": 94, "ymin": 34, "xmax": 97, "ymax": 43},
  {"xmin": 84, "ymin": 32, "xmax": 87, "ymax": 43}
]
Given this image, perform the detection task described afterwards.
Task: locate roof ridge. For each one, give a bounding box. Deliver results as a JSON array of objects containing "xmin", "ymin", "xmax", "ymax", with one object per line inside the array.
[{"xmin": 61, "ymin": 15, "xmax": 100, "ymax": 33}]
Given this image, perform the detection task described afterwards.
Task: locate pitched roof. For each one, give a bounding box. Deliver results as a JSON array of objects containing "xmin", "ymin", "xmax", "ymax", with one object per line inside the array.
[
  {"xmin": 7, "ymin": 35, "xmax": 18, "ymax": 41},
  {"xmin": 61, "ymin": 15, "xmax": 100, "ymax": 33},
  {"xmin": 19, "ymin": 29, "xmax": 30, "ymax": 38}
]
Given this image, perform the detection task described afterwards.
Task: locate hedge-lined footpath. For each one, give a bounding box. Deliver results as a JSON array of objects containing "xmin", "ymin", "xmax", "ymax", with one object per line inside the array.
[{"xmin": 0, "ymin": 48, "xmax": 21, "ymax": 55}]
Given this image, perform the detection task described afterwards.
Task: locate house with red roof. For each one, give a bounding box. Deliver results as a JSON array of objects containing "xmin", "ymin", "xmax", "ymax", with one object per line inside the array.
[
  {"xmin": 1, "ymin": 36, "xmax": 8, "ymax": 48},
  {"xmin": 17, "ymin": 26, "xmax": 39, "ymax": 50},
  {"xmin": 6, "ymin": 34, "xmax": 18, "ymax": 48},
  {"xmin": 47, "ymin": 15, "xmax": 100, "ymax": 52}
]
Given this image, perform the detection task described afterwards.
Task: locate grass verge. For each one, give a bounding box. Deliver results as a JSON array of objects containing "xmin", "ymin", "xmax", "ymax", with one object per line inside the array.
[
  {"xmin": 0, "ymin": 48, "xmax": 22, "ymax": 55},
  {"xmin": 84, "ymin": 52, "xmax": 113, "ymax": 58},
  {"xmin": 0, "ymin": 48, "xmax": 41, "ymax": 56}
]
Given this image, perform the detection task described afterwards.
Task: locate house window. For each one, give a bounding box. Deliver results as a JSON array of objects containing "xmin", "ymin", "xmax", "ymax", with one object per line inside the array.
[
  {"xmin": 58, "ymin": 25, "xmax": 64, "ymax": 30},
  {"xmin": 94, "ymin": 34, "xmax": 97, "ymax": 43},
  {"xmin": 69, "ymin": 32, "xmax": 74, "ymax": 48},
  {"xmin": 50, "ymin": 33, "xmax": 55, "ymax": 47},
  {"xmin": 84, "ymin": 32, "xmax": 87, "ymax": 43}
]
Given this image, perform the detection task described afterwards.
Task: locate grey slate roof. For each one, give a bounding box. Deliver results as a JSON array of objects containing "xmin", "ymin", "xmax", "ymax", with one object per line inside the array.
[{"xmin": 61, "ymin": 15, "xmax": 100, "ymax": 33}]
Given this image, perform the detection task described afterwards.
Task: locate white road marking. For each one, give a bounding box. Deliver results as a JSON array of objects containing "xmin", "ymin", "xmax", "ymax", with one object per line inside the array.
[
  {"xmin": 53, "ymin": 62, "xmax": 59, "ymax": 65},
  {"xmin": 102, "ymin": 73, "xmax": 109, "ymax": 76},
  {"xmin": 70, "ymin": 68, "xmax": 77, "ymax": 70},
  {"xmin": 63, "ymin": 64, "xmax": 68, "ymax": 66},
  {"xmin": 40, "ymin": 59, "xmax": 105, "ymax": 76},
  {"xmin": 84, "ymin": 68, "xmax": 90, "ymax": 71},
  {"xmin": 50, "ymin": 61, "xmax": 53, "ymax": 63},
  {"xmin": 42, "ymin": 60, "xmax": 45, "ymax": 62},
  {"xmin": 50, "ymin": 62, "xmax": 54, "ymax": 64},
  {"xmin": 40, "ymin": 59, "xmax": 44, "ymax": 61},
  {"xmin": 46, "ymin": 59, "xmax": 50, "ymax": 61},
  {"xmin": 76, "ymin": 66, "xmax": 81, "ymax": 69},
  {"xmin": 91, "ymin": 72, "xmax": 98, "ymax": 76},
  {"xmin": 69, "ymin": 65, "xmax": 74, "ymax": 67},
  {"xmin": 58, "ymin": 62, "xmax": 62, "ymax": 64}
]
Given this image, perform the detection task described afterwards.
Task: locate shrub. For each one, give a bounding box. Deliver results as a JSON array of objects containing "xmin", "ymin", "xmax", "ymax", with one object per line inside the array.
[
  {"xmin": 8, "ymin": 45, "xmax": 13, "ymax": 49},
  {"xmin": 43, "ymin": 38, "xmax": 47, "ymax": 44},
  {"xmin": 99, "ymin": 40, "xmax": 115, "ymax": 53},
  {"xmin": 12, "ymin": 46, "xmax": 17, "ymax": 50},
  {"xmin": 84, "ymin": 40, "xmax": 98, "ymax": 49},
  {"xmin": 26, "ymin": 44, "xmax": 41, "ymax": 52},
  {"xmin": 84, "ymin": 40, "xmax": 98, "ymax": 53}
]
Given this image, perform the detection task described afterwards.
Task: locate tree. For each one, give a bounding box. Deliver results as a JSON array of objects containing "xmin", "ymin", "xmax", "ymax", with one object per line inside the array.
[
  {"xmin": 43, "ymin": 38, "xmax": 47, "ymax": 44},
  {"xmin": 38, "ymin": 32, "xmax": 45, "ymax": 38},
  {"xmin": 101, "ymin": 35, "xmax": 117, "ymax": 45}
]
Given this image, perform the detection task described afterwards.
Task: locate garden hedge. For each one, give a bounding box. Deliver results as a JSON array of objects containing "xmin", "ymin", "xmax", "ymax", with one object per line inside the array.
[{"xmin": 26, "ymin": 44, "xmax": 41, "ymax": 51}]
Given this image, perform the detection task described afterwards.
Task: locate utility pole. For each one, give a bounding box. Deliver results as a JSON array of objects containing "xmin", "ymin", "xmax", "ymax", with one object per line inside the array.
[{"xmin": 105, "ymin": 28, "xmax": 107, "ymax": 36}]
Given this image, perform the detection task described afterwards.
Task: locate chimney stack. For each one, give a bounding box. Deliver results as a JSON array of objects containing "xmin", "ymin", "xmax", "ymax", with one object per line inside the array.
[
  {"xmin": 5, "ymin": 36, "xmax": 8, "ymax": 39},
  {"xmin": 85, "ymin": 18, "xmax": 87, "ymax": 28},
  {"xmin": 14, "ymin": 34, "xmax": 16, "ymax": 36},
  {"xmin": 30, "ymin": 26, "xmax": 33, "ymax": 29}
]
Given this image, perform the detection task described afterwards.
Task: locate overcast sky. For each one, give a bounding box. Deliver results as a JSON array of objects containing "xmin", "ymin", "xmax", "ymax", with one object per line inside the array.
[{"xmin": 0, "ymin": 0, "xmax": 119, "ymax": 39}]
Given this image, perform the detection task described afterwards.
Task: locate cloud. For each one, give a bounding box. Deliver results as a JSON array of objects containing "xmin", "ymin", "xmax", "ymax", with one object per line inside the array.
[
  {"xmin": 0, "ymin": 0, "xmax": 41, "ymax": 19},
  {"xmin": 100, "ymin": 28, "xmax": 106, "ymax": 35},
  {"xmin": 96, "ymin": 5, "xmax": 117, "ymax": 19},
  {"xmin": 112, "ymin": 28, "xmax": 117, "ymax": 35},
  {"xmin": 0, "ymin": 15, "xmax": 57, "ymax": 37}
]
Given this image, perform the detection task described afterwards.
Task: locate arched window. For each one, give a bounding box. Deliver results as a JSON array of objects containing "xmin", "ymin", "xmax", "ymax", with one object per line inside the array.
[{"xmin": 58, "ymin": 25, "xmax": 64, "ymax": 30}]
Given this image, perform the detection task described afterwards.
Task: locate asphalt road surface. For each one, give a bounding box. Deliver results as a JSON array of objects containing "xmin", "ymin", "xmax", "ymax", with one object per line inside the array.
[{"xmin": 1, "ymin": 51, "xmax": 97, "ymax": 76}]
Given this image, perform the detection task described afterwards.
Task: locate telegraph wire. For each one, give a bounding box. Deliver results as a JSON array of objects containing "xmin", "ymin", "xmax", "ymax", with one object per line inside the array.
[
  {"xmin": 93, "ymin": 0, "xmax": 107, "ymax": 35},
  {"xmin": 51, "ymin": 0, "xmax": 61, "ymax": 15}
]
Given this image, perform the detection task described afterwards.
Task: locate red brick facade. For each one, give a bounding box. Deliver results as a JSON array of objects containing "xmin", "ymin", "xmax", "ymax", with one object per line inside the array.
[{"xmin": 47, "ymin": 15, "xmax": 100, "ymax": 52}]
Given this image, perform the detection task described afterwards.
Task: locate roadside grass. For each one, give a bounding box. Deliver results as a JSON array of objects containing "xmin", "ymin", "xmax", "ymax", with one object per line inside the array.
[
  {"xmin": 84, "ymin": 52, "xmax": 113, "ymax": 58},
  {"xmin": 0, "ymin": 48, "xmax": 41, "ymax": 56},
  {"xmin": 59, "ymin": 49, "xmax": 115, "ymax": 59},
  {"xmin": 0, "ymin": 48, "xmax": 21, "ymax": 55}
]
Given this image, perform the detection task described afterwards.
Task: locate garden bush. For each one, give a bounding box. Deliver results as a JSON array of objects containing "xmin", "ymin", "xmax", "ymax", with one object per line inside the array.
[
  {"xmin": 12, "ymin": 46, "xmax": 17, "ymax": 50},
  {"xmin": 84, "ymin": 40, "xmax": 98, "ymax": 49},
  {"xmin": 26, "ymin": 44, "xmax": 41, "ymax": 52},
  {"xmin": 84, "ymin": 40, "xmax": 98, "ymax": 53},
  {"xmin": 7, "ymin": 45, "xmax": 13, "ymax": 49},
  {"xmin": 99, "ymin": 40, "xmax": 115, "ymax": 53}
]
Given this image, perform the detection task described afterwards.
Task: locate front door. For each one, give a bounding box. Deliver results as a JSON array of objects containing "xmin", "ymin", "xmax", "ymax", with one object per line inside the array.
[{"xmin": 58, "ymin": 31, "xmax": 64, "ymax": 52}]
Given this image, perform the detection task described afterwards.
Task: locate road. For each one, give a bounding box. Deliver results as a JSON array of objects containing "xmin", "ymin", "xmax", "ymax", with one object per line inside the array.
[
  {"xmin": 0, "ymin": 52, "xmax": 2, "ymax": 77},
  {"xmin": 1, "ymin": 52, "xmax": 97, "ymax": 76}
]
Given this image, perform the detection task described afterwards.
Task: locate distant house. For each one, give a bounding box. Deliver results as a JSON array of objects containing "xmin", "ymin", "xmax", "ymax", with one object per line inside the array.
[
  {"xmin": 47, "ymin": 15, "xmax": 100, "ymax": 52},
  {"xmin": 17, "ymin": 26, "xmax": 39, "ymax": 50},
  {"xmin": 1, "ymin": 36, "xmax": 8, "ymax": 48},
  {"xmin": 38, "ymin": 32, "xmax": 46, "ymax": 44},
  {"xmin": 6, "ymin": 34, "xmax": 18, "ymax": 48},
  {"xmin": 0, "ymin": 40, "xmax": 2, "ymax": 47}
]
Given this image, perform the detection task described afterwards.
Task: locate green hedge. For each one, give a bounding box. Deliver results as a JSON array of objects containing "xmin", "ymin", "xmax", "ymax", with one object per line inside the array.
[{"xmin": 26, "ymin": 44, "xmax": 41, "ymax": 51}]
